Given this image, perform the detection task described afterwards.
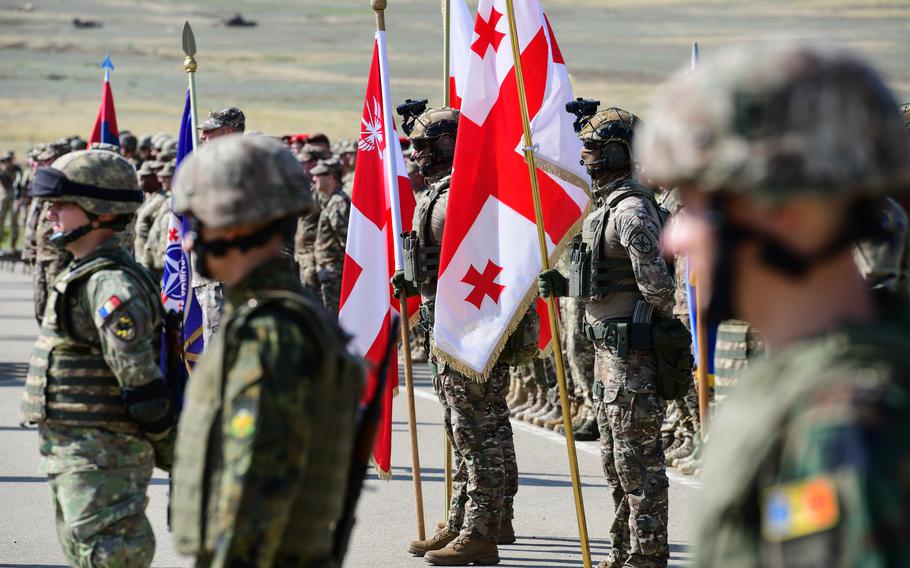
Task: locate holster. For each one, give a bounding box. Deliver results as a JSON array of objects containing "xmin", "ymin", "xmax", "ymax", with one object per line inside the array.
[
  {"xmin": 629, "ymin": 299, "xmax": 654, "ymax": 351},
  {"xmin": 585, "ymin": 320, "xmax": 629, "ymax": 357},
  {"xmin": 402, "ymin": 231, "xmax": 440, "ymax": 285}
]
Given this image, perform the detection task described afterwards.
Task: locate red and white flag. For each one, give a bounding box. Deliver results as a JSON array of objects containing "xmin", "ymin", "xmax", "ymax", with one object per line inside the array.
[
  {"xmin": 448, "ymin": 0, "xmax": 473, "ymax": 110},
  {"xmin": 339, "ymin": 33, "xmax": 417, "ymax": 479},
  {"xmin": 433, "ymin": 0, "xmax": 590, "ymax": 378}
]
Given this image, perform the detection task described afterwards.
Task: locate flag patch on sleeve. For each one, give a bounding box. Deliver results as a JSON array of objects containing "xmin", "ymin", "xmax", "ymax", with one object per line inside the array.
[
  {"xmin": 762, "ymin": 475, "xmax": 839, "ymax": 542},
  {"xmin": 97, "ymin": 296, "xmax": 122, "ymax": 320}
]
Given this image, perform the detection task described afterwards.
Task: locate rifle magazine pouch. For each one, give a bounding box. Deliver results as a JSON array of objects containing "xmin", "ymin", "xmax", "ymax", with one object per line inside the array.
[
  {"xmin": 567, "ymin": 241, "xmax": 590, "ymax": 298},
  {"xmin": 652, "ymin": 318, "xmax": 695, "ymax": 400},
  {"xmin": 629, "ymin": 300, "xmax": 654, "ymax": 351},
  {"xmin": 402, "ymin": 231, "xmax": 421, "ymax": 283}
]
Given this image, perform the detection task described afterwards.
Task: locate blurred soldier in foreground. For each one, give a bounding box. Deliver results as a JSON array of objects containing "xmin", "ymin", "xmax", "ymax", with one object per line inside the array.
[
  {"xmin": 170, "ymin": 135, "xmax": 364, "ymax": 566},
  {"xmin": 312, "ymin": 158, "xmax": 350, "ymax": 319},
  {"xmin": 395, "ymin": 103, "xmax": 536, "ymax": 565},
  {"xmin": 22, "ymin": 149, "xmax": 175, "ymax": 567},
  {"xmin": 639, "ymin": 42, "xmax": 910, "ymax": 566},
  {"xmin": 539, "ymin": 105, "xmax": 680, "ymax": 568}
]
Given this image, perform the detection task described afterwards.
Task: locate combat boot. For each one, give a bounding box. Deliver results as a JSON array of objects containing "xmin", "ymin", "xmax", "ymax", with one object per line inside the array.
[
  {"xmin": 571, "ymin": 404, "xmax": 591, "ymax": 431},
  {"xmin": 424, "ymin": 536, "xmax": 500, "ymax": 566},
  {"xmin": 498, "ymin": 517, "xmax": 515, "ymax": 544},
  {"xmin": 408, "ymin": 526, "xmax": 459, "ymax": 557},
  {"xmin": 526, "ymin": 397, "xmax": 553, "ymax": 424},
  {"xmin": 534, "ymin": 400, "xmax": 562, "ymax": 427},
  {"xmin": 572, "ymin": 416, "xmax": 599, "ymax": 441},
  {"xmin": 663, "ymin": 437, "xmax": 684, "ymax": 466},
  {"xmin": 678, "ymin": 454, "xmax": 701, "ymax": 476},
  {"xmin": 516, "ymin": 391, "xmax": 546, "ymax": 421},
  {"xmin": 507, "ymin": 380, "xmax": 528, "ymax": 409},
  {"xmin": 667, "ymin": 435, "xmax": 695, "ymax": 467},
  {"xmin": 510, "ymin": 386, "xmax": 538, "ymax": 418}
]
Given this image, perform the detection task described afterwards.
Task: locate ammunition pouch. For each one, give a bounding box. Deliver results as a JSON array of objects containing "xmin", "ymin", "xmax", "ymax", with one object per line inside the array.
[
  {"xmin": 585, "ymin": 321, "xmax": 630, "ymax": 357},
  {"xmin": 568, "ymin": 240, "xmax": 639, "ymax": 299},
  {"xmin": 652, "ymin": 318, "xmax": 694, "ymax": 400},
  {"xmin": 402, "ymin": 231, "xmax": 440, "ymax": 285},
  {"xmin": 592, "ymin": 381, "xmax": 605, "ymax": 402}
]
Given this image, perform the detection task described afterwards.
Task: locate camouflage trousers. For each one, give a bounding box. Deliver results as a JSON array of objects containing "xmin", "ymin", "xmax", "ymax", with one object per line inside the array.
[
  {"xmin": 563, "ymin": 296, "xmax": 595, "ymax": 406},
  {"xmin": 297, "ymin": 254, "xmax": 320, "ymax": 296},
  {"xmin": 318, "ymin": 267, "xmax": 342, "ymax": 320},
  {"xmin": 593, "ymin": 346, "xmax": 669, "ymax": 568},
  {"xmin": 434, "ymin": 361, "xmax": 515, "ymax": 541},
  {"xmin": 39, "ymin": 425, "xmax": 155, "ymax": 568},
  {"xmin": 0, "ymin": 195, "xmax": 18, "ymax": 249},
  {"xmin": 193, "ymin": 281, "xmax": 223, "ymax": 345},
  {"xmin": 669, "ymin": 378, "xmax": 700, "ymax": 438}
]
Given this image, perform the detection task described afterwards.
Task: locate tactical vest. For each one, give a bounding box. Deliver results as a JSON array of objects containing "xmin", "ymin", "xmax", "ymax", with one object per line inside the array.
[
  {"xmin": 21, "ymin": 250, "xmax": 161, "ymax": 433},
  {"xmin": 171, "ymin": 291, "xmax": 364, "ymax": 562},
  {"xmin": 403, "ymin": 178, "xmax": 448, "ymax": 291},
  {"xmin": 568, "ymin": 189, "xmax": 664, "ymax": 300},
  {"xmin": 714, "ymin": 320, "xmax": 765, "ymax": 388}
]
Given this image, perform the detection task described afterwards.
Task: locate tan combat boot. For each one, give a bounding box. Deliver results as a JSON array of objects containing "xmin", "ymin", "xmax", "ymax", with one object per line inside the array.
[
  {"xmin": 424, "ymin": 535, "xmax": 500, "ymax": 565},
  {"xmin": 408, "ymin": 526, "xmax": 459, "ymax": 557}
]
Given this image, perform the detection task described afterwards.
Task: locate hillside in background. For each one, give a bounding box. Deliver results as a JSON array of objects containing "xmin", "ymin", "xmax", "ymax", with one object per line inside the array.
[{"xmin": 1, "ymin": 0, "xmax": 908, "ymax": 152}]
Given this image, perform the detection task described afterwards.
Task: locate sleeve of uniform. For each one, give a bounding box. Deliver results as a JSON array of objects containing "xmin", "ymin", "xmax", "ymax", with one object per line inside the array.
[
  {"xmin": 328, "ymin": 196, "xmax": 350, "ymax": 244},
  {"xmin": 85, "ymin": 269, "xmax": 164, "ymax": 388},
  {"xmin": 764, "ymin": 372, "xmax": 910, "ymax": 566},
  {"xmin": 615, "ymin": 199, "xmax": 676, "ymax": 319},
  {"xmin": 210, "ymin": 309, "xmax": 321, "ymax": 567}
]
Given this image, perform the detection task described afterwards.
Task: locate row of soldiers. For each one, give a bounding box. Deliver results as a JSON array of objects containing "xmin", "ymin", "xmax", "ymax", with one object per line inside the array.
[{"xmin": 15, "ymin": 39, "xmax": 910, "ymax": 568}]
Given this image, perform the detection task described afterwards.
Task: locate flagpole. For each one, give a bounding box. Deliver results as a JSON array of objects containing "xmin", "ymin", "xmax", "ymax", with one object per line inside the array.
[
  {"xmin": 440, "ymin": 0, "xmax": 454, "ymax": 522},
  {"xmin": 372, "ymin": 0, "xmax": 427, "ymax": 541},
  {"xmin": 503, "ymin": 2, "xmax": 591, "ymax": 566},
  {"xmin": 694, "ymin": 277, "xmax": 710, "ymax": 433},
  {"xmin": 182, "ymin": 22, "xmax": 201, "ymax": 151}
]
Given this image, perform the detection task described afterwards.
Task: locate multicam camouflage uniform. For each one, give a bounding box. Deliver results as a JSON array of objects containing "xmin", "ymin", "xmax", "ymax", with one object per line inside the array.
[
  {"xmin": 141, "ymin": 194, "xmax": 173, "ymax": 283},
  {"xmin": 294, "ymin": 192, "xmax": 325, "ymax": 295},
  {"xmin": 133, "ymin": 189, "xmax": 167, "ymax": 269},
  {"xmin": 170, "ymin": 135, "xmax": 365, "ymax": 566},
  {"xmin": 21, "ymin": 150, "xmax": 175, "ymax": 568},
  {"xmin": 314, "ymin": 188, "xmax": 350, "ymax": 319},
  {"xmin": 638, "ymin": 42, "xmax": 910, "ymax": 567},
  {"xmin": 0, "ymin": 158, "xmax": 20, "ymax": 249}
]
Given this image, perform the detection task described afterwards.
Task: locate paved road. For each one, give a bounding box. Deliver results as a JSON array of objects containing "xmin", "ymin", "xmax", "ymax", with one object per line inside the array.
[{"xmin": 0, "ymin": 263, "xmax": 698, "ymax": 567}]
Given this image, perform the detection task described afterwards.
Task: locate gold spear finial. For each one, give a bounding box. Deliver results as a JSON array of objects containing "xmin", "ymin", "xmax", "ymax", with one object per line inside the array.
[
  {"xmin": 371, "ymin": 0, "xmax": 387, "ymax": 31},
  {"xmin": 182, "ymin": 21, "xmax": 197, "ymax": 73}
]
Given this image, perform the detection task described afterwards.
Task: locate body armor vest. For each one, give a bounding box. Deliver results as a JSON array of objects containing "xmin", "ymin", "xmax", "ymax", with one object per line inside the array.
[
  {"xmin": 568, "ymin": 189, "xmax": 661, "ymax": 300},
  {"xmin": 171, "ymin": 291, "xmax": 364, "ymax": 562},
  {"xmin": 403, "ymin": 177, "xmax": 448, "ymax": 293},
  {"xmin": 21, "ymin": 250, "xmax": 161, "ymax": 432}
]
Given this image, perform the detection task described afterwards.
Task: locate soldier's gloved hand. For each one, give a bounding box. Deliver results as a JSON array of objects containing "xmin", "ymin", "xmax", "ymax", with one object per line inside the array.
[
  {"xmin": 538, "ymin": 269, "xmax": 568, "ymax": 298},
  {"xmin": 390, "ymin": 270, "xmax": 418, "ymax": 298}
]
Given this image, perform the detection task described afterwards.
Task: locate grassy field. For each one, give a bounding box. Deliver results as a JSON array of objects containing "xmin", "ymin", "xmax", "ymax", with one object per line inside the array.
[{"xmin": 1, "ymin": 0, "xmax": 909, "ymax": 154}]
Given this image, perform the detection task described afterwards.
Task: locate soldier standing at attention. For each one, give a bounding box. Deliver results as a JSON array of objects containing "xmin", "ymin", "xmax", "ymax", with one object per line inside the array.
[
  {"xmin": 639, "ymin": 42, "xmax": 910, "ymax": 566},
  {"xmin": 170, "ymin": 135, "xmax": 364, "ymax": 567},
  {"xmin": 394, "ymin": 103, "xmax": 537, "ymax": 565},
  {"xmin": 312, "ymin": 158, "xmax": 350, "ymax": 319},
  {"xmin": 538, "ymin": 106, "xmax": 676, "ymax": 568},
  {"xmin": 22, "ymin": 149, "xmax": 175, "ymax": 567},
  {"xmin": 192, "ymin": 106, "xmax": 245, "ymax": 343}
]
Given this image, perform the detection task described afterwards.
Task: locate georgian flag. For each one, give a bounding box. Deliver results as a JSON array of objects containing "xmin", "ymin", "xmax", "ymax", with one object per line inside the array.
[
  {"xmin": 433, "ymin": 0, "xmax": 590, "ymax": 379},
  {"xmin": 448, "ymin": 0, "xmax": 473, "ymax": 110},
  {"xmin": 338, "ymin": 33, "xmax": 418, "ymax": 479}
]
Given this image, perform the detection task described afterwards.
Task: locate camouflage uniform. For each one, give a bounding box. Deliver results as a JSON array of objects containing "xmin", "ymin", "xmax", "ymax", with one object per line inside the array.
[
  {"xmin": 314, "ymin": 187, "xmax": 350, "ymax": 318},
  {"xmin": 33, "ymin": 201, "xmax": 73, "ymax": 323},
  {"xmin": 0, "ymin": 158, "xmax": 19, "ymax": 249},
  {"xmin": 133, "ymin": 189, "xmax": 167, "ymax": 269},
  {"xmin": 637, "ymin": 42, "xmax": 910, "ymax": 567},
  {"xmin": 854, "ymin": 196, "xmax": 909, "ymax": 293},
  {"xmin": 170, "ymin": 135, "xmax": 365, "ymax": 567},
  {"xmin": 294, "ymin": 192, "xmax": 325, "ymax": 295},
  {"xmin": 140, "ymin": 193, "xmax": 173, "ymax": 283},
  {"xmin": 22, "ymin": 150, "xmax": 175, "ymax": 568}
]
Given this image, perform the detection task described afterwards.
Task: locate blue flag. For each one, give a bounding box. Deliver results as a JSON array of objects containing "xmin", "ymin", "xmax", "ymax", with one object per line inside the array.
[
  {"xmin": 686, "ymin": 257, "xmax": 717, "ymax": 377},
  {"xmin": 160, "ymin": 91, "xmax": 205, "ymax": 403}
]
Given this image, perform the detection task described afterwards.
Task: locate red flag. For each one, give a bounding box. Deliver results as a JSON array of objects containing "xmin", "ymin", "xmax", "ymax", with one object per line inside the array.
[
  {"xmin": 448, "ymin": 0, "xmax": 473, "ymax": 110},
  {"xmin": 433, "ymin": 0, "xmax": 590, "ymax": 378},
  {"xmin": 339, "ymin": 34, "xmax": 417, "ymax": 479},
  {"xmin": 89, "ymin": 58, "xmax": 119, "ymax": 147}
]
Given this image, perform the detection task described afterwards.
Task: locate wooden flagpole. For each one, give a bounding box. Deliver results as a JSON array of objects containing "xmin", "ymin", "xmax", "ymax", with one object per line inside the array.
[
  {"xmin": 441, "ymin": 0, "xmax": 455, "ymax": 522},
  {"xmin": 503, "ymin": 2, "xmax": 591, "ymax": 566}
]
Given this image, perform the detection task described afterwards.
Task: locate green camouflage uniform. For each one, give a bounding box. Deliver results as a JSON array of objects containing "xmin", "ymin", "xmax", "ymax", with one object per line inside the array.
[
  {"xmin": 0, "ymin": 161, "xmax": 19, "ymax": 248},
  {"xmin": 140, "ymin": 193, "xmax": 173, "ymax": 283},
  {"xmin": 637, "ymin": 42, "xmax": 910, "ymax": 568},
  {"xmin": 314, "ymin": 188, "xmax": 350, "ymax": 319}
]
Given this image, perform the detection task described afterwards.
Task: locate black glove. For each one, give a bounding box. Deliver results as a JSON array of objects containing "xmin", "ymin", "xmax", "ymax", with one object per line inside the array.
[
  {"xmin": 537, "ymin": 269, "xmax": 568, "ymax": 298},
  {"xmin": 390, "ymin": 270, "xmax": 418, "ymax": 298}
]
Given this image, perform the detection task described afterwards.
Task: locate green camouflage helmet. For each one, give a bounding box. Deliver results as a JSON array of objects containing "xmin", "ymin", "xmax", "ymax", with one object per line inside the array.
[
  {"xmin": 409, "ymin": 107, "xmax": 459, "ymax": 141},
  {"xmin": 173, "ymin": 135, "xmax": 313, "ymax": 229},
  {"xmin": 42, "ymin": 150, "xmax": 143, "ymax": 214},
  {"xmin": 638, "ymin": 42, "xmax": 910, "ymax": 202}
]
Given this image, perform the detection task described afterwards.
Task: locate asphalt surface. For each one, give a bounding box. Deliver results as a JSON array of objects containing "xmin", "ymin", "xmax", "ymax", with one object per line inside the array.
[{"xmin": 0, "ymin": 262, "xmax": 698, "ymax": 567}]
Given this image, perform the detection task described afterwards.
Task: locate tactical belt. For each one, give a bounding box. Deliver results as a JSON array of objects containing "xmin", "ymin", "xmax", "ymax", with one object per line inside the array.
[{"xmin": 584, "ymin": 320, "xmax": 629, "ymax": 357}]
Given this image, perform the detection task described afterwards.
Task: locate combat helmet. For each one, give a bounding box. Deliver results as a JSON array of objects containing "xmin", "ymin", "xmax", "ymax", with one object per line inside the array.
[
  {"xmin": 900, "ymin": 103, "xmax": 910, "ymax": 130},
  {"xmin": 397, "ymin": 99, "xmax": 459, "ymax": 178},
  {"xmin": 638, "ymin": 42, "xmax": 910, "ymax": 203},
  {"xmin": 32, "ymin": 149, "xmax": 144, "ymax": 246},
  {"xmin": 578, "ymin": 107, "xmax": 642, "ymax": 177}
]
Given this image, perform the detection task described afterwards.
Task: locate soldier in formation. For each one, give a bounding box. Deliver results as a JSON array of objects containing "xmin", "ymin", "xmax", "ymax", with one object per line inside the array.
[
  {"xmin": 394, "ymin": 104, "xmax": 538, "ymax": 565},
  {"xmin": 170, "ymin": 134, "xmax": 365, "ymax": 566},
  {"xmin": 22, "ymin": 148, "xmax": 175, "ymax": 567},
  {"xmin": 639, "ymin": 41, "xmax": 910, "ymax": 566},
  {"xmin": 312, "ymin": 157, "xmax": 351, "ymax": 319},
  {"xmin": 538, "ymin": 106, "xmax": 678, "ymax": 568}
]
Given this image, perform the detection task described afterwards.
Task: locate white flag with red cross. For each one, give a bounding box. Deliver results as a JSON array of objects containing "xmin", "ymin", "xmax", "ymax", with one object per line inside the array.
[
  {"xmin": 448, "ymin": 0, "xmax": 474, "ymax": 110},
  {"xmin": 339, "ymin": 32, "xmax": 418, "ymax": 478},
  {"xmin": 433, "ymin": 0, "xmax": 590, "ymax": 378}
]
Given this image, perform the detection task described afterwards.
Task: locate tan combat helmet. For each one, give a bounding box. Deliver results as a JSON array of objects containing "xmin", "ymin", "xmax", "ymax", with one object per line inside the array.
[
  {"xmin": 173, "ymin": 134, "xmax": 313, "ymax": 229},
  {"xmin": 578, "ymin": 107, "xmax": 642, "ymax": 175},
  {"xmin": 638, "ymin": 42, "xmax": 910, "ymax": 203}
]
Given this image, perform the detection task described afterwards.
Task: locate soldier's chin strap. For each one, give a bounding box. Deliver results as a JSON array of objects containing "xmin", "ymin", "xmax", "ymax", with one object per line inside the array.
[
  {"xmin": 49, "ymin": 214, "xmax": 132, "ymax": 249},
  {"xmin": 706, "ymin": 195, "xmax": 885, "ymax": 326},
  {"xmin": 186, "ymin": 216, "xmax": 296, "ymax": 280}
]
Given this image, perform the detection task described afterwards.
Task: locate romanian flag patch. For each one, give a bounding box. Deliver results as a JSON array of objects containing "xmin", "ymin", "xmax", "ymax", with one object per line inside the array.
[
  {"xmin": 97, "ymin": 296, "xmax": 122, "ymax": 320},
  {"xmin": 762, "ymin": 475, "xmax": 840, "ymax": 542}
]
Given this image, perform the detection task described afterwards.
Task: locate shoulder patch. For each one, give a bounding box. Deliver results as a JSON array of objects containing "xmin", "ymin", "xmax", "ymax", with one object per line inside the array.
[
  {"xmin": 762, "ymin": 475, "xmax": 839, "ymax": 542},
  {"xmin": 230, "ymin": 408, "xmax": 256, "ymax": 439},
  {"xmin": 97, "ymin": 296, "xmax": 123, "ymax": 320}
]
